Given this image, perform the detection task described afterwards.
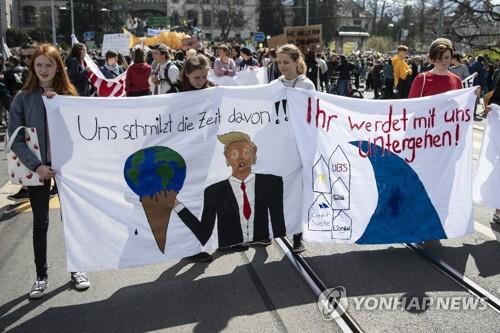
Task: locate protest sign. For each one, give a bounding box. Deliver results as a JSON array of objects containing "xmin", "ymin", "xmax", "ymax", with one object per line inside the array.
[
  {"xmin": 102, "ymin": 33, "xmax": 131, "ymax": 57},
  {"xmin": 284, "ymin": 25, "xmax": 322, "ymax": 52},
  {"xmin": 462, "ymin": 72, "xmax": 477, "ymax": 88}
]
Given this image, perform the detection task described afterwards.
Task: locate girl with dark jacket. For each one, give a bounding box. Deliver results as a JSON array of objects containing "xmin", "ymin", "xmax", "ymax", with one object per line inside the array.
[{"xmin": 67, "ymin": 43, "xmax": 90, "ymax": 96}]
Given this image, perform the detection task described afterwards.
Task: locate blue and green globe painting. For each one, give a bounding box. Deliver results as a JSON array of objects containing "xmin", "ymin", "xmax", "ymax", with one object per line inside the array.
[{"xmin": 124, "ymin": 146, "xmax": 186, "ymax": 198}]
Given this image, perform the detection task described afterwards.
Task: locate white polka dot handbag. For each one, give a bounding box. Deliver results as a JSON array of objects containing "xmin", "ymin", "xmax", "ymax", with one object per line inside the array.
[{"xmin": 5, "ymin": 126, "xmax": 44, "ymax": 186}]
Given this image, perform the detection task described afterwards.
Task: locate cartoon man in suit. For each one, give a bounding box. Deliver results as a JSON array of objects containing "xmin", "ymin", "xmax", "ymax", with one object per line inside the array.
[{"xmin": 173, "ymin": 131, "xmax": 286, "ymax": 248}]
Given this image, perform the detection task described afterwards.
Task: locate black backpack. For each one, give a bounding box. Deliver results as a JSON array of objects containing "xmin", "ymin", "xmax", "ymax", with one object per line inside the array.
[{"xmin": 162, "ymin": 62, "xmax": 182, "ymax": 93}]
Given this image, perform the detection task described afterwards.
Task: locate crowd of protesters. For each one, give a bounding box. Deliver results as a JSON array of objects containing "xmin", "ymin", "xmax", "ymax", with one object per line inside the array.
[{"xmin": 1, "ymin": 36, "xmax": 499, "ymax": 300}]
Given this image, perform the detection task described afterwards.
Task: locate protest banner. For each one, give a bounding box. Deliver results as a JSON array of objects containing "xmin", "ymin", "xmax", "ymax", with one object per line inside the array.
[
  {"xmin": 284, "ymin": 25, "xmax": 322, "ymax": 52},
  {"xmin": 473, "ymin": 104, "xmax": 500, "ymax": 208},
  {"xmin": 208, "ymin": 67, "xmax": 269, "ymax": 86},
  {"xmin": 43, "ymin": 86, "xmax": 477, "ymax": 271},
  {"xmin": 102, "ymin": 33, "xmax": 131, "ymax": 57},
  {"xmin": 289, "ymin": 87, "xmax": 477, "ymax": 243}
]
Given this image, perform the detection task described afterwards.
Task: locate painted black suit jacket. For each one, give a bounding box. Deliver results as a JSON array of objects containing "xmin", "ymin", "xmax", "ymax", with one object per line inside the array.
[{"xmin": 178, "ymin": 174, "xmax": 286, "ymax": 247}]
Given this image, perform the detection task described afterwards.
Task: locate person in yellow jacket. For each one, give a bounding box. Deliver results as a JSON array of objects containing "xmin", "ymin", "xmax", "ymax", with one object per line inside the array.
[{"xmin": 392, "ymin": 45, "xmax": 413, "ymax": 98}]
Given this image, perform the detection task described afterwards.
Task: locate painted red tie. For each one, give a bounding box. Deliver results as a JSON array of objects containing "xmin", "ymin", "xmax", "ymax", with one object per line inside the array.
[{"xmin": 240, "ymin": 181, "xmax": 251, "ymax": 220}]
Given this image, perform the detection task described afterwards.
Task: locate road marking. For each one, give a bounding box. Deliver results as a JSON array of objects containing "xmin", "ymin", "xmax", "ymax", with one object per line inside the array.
[
  {"xmin": 0, "ymin": 182, "xmax": 60, "ymax": 218},
  {"xmin": 474, "ymin": 220, "xmax": 498, "ymax": 240}
]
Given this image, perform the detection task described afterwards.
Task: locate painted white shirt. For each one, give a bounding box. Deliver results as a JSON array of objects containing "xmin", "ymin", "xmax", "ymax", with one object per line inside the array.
[{"xmin": 229, "ymin": 173, "xmax": 256, "ymax": 243}]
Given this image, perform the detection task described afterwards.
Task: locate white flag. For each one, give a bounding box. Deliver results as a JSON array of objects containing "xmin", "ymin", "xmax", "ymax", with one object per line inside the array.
[{"xmin": 473, "ymin": 104, "xmax": 500, "ymax": 208}]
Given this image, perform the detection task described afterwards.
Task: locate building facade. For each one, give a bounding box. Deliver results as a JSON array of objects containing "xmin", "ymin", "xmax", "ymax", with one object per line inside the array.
[
  {"xmin": 127, "ymin": 0, "xmax": 259, "ymax": 40},
  {"xmin": 10, "ymin": 0, "xmax": 258, "ymax": 41},
  {"xmin": 1, "ymin": 0, "xmax": 14, "ymax": 38},
  {"xmin": 11, "ymin": 0, "xmax": 66, "ymax": 29}
]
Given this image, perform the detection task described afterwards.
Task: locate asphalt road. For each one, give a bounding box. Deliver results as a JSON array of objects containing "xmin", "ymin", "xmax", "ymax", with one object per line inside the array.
[{"xmin": 1, "ymin": 92, "xmax": 499, "ymax": 332}]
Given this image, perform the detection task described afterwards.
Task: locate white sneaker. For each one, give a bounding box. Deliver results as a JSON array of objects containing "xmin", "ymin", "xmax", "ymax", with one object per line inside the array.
[
  {"xmin": 29, "ymin": 278, "xmax": 48, "ymax": 299},
  {"xmin": 71, "ymin": 272, "xmax": 90, "ymax": 290}
]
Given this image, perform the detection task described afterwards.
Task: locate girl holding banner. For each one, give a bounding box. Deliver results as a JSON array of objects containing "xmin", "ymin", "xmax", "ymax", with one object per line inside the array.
[
  {"xmin": 178, "ymin": 54, "xmax": 216, "ymax": 262},
  {"xmin": 273, "ymin": 44, "xmax": 316, "ymax": 253},
  {"xmin": 273, "ymin": 44, "xmax": 316, "ymax": 91},
  {"xmin": 8, "ymin": 44, "xmax": 91, "ymax": 299},
  {"xmin": 408, "ymin": 38, "xmax": 462, "ymax": 98},
  {"xmin": 179, "ymin": 54, "xmax": 216, "ymax": 91}
]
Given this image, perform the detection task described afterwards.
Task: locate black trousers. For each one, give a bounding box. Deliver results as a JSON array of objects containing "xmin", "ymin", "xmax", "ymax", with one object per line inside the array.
[
  {"xmin": 397, "ymin": 78, "xmax": 411, "ymax": 99},
  {"xmin": 28, "ymin": 180, "xmax": 51, "ymax": 279},
  {"xmin": 384, "ymin": 79, "xmax": 394, "ymax": 99}
]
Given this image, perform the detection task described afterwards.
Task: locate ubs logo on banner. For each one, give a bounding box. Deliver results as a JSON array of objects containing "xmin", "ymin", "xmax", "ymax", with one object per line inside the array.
[{"xmin": 308, "ymin": 145, "xmax": 352, "ymax": 239}]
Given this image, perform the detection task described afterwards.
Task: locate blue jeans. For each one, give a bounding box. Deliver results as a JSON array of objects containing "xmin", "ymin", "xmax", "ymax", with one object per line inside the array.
[{"xmin": 338, "ymin": 79, "xmax": 349, "ymax": 96}]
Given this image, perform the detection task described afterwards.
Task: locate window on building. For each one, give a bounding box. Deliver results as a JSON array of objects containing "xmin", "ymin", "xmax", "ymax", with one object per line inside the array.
[
  {"xmin": 187, "ymin": 10, "xmax": 198, "ymax": 26},
  {"xmin": 353, "ymin": 19, "xmax": 362, "ymax": 26},
  {"xmin": 233, "ymin": 10, "xmax": 245, "ymax": 28},
  {"xmin": 202, "ymin": 10, "xmax": 212, "ymax": 27},
  {"xmin": 39, "ymin": 6, "xmax": 52, "ymax": 27},
  {"xmin": 23, "ymin": 6, "xmax": 37, "ymax": 25},
  {"xmin": 171, "ymin": 11, "xmax": 180, "ymax": 25}
]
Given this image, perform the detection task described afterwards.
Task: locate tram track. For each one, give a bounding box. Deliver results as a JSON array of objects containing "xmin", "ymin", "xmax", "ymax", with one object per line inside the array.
[
  {"xmin": 277, "ymin": 236, "xmax": 500, "ymax": 333},
  {"xmin": 276, "ymin": 237, "xmax": 364, "ymax": 333},
  {"xmin": 405, "ymin": 243, "xmax": 500, "ymax": 313}
]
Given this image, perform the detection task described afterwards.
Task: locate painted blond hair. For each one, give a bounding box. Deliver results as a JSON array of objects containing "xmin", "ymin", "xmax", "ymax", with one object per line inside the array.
[{"xmin": 218, "ymin": 131, "xmax": 257, "ymax": 164}]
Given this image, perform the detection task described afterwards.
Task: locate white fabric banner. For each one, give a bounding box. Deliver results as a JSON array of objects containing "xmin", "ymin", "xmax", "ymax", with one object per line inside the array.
[
  {"xmin": 288, "ymin": 87, "xmax": 477, "ymax": 244},
  {"xmin": 208, "ymin": 67, "xmax": 268, "ymax": 86},
  {"xmin": 473, "ymin": 104, "xmax": 500, "ymax": 208},
  {"xmin": 44, "ymin": 83, "xmax": 301, "ymax": 271},
  {"xmin": 43, "ymin": 85, "xmax": 478, "ymax": 271}
]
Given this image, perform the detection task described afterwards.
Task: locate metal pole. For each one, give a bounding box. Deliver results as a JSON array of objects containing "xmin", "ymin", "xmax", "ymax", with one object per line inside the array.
[
  {"xmin": 306, "ymin": 0, "xmax": 309, "ymax": 26},
  {"xmin": 51, "ymin": 0, "xmax": 56, "ymax": 44},
  {"xmin": 71, "ymin": 0, "xmax": 75, "ymax": 35},
  {"xmin": 0, "ymin": 0, "xmax": 4, "ymax": 41},
  {"xmin": 211, "ymin": 0, "xmax": 214, "ymax": 38},
  {"xmin": 437, "ymin": 0, "xmax": 444, "ymax": 36}
]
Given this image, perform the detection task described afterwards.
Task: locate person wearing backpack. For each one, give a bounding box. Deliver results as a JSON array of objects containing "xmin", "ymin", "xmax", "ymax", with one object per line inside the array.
[{"xmin": 150, "ymin": 44, "xmax": 180, "ymax": 95}]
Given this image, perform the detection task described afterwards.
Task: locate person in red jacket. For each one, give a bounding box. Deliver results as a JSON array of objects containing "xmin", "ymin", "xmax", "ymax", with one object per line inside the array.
[
  {"xmin": 125, "ymin": 48, "xmax": 151, "ymax": 97},
  {"xmin": 408, "ymin": 38, "xmax": 462, "ymax": 98}
]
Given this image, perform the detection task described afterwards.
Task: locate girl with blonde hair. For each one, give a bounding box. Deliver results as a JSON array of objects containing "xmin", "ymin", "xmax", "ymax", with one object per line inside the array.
[
  {"xmin": 272, "ymin": 44, "xmax": 314, "ymax": 253},
  {"xmin": 272, "ymin": 44, "xmax": 315, "ymax": 91}
]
